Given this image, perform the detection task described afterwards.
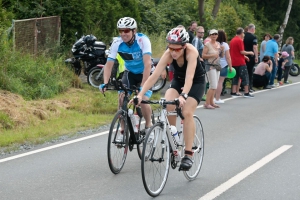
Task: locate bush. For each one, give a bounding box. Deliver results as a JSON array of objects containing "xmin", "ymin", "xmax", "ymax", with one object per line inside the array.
[{"xmin": 0, "ymin": 31, "xmax": 76, "ymax": 100}]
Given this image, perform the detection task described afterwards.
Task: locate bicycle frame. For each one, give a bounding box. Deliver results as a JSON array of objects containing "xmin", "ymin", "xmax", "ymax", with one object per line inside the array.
[{"xmin": 150, "ymin": 99, "xmax": 185, "ymax": 163}]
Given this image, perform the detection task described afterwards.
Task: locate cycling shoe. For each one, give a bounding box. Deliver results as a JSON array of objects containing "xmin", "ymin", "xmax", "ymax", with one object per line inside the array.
[{"xmin": 179, "ymin": 155, "xmax": 193, "ymax": 171}]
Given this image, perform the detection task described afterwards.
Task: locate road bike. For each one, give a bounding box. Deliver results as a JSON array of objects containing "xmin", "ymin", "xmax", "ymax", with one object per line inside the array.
[
  {"xmin": 135, "ymin": 98, "xmax": 204, "ymax": 197},
  {"xmin": 106, "ymin": 80, "xmax": 155, "ymax": 174}
]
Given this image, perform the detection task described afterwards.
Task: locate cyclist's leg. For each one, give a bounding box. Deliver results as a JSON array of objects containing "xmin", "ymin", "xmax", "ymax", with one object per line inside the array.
[
  {"xmin": 182, "ymin": 98, "xmax": 198, "ymax": 152},
  {"xmin": 180, "ymin": 80, "xmax": 205, "ymax": 170},
  {"xmin": 140, "ymin": 96, "xmax": 152, "ymax": 128},
  {"xmin": 131, "ymin": 72, "xmax": 153, "ymax": 128}
]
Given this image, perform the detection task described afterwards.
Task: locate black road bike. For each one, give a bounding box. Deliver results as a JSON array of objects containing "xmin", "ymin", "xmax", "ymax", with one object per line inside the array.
[{"xmin": 106, "ymin": 80, "xmax": 155, "ymax": 174}]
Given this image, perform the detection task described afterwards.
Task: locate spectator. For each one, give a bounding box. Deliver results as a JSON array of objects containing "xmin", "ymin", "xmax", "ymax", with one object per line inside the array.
[
  {"xmin": 281, "ymin": 37, "xmax": 295, "ymax": 84},
  {"xmin": 187, "ymin": 21, "xmax": 197, "ymax": 44},
  {"xmin": 229, "ymin": 27, "xmax": 254, "ymax": 98},
  {"xmin": 192, "ymin": 26, "xmax": 205, "ymax": 58},
  {"xmin": 276, "ymin": 51, "xmax": 289, "ymax": 85},
  {"xmin": 264, "ymin": 34, "xmax": 280, "ymax": 87},
  {"xmin": 203, "ymin": 30, "xmax": 211, "ymax": 45},
  {"xmin": 214, "ymin": 29, "xmax": 232, "ymax": 104},
  {"xmin": 202, "ymin": 29, "xmax": 224, "ymax": 108},
  {"xmin": 253, "ymin": 56, "xmax": 273, "ymax": 89},
  {"xmin": 243, "ymin": 24, "xmax": 258, "ymax": 92},
  {"xmin": 260, "ymin": 33, "xmax": 272, "ymax": 62}
]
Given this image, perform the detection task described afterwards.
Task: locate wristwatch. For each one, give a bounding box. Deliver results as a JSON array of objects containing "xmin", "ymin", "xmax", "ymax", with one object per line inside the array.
[{"xmin": 180, "ymin": 93, "xmax": 188, "ymax": 100}]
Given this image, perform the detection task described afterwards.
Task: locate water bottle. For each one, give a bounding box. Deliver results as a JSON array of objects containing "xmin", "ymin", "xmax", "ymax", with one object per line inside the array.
[
  {"xmin": 128, "ymin": 109, "xmax": 138, "ymax": 133},
  {"xmin": 170, "ymin": 125, "xmax": 180, "ymax": 144}
]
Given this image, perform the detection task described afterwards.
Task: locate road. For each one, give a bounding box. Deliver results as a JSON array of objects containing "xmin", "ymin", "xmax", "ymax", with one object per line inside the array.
[{"xmin": 1, "ymin": 80, "xmax": 300, "ymax": 200}]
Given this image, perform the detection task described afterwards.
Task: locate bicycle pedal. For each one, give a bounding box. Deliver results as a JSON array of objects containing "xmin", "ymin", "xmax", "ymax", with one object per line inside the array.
[{"xmin": 178, "ymin": 166, "xmax": 189, "ymax": 171}]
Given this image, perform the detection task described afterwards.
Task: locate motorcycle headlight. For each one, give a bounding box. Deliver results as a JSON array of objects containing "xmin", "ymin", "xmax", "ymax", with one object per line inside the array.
[{"xmin": 72, "ymin": 48, "xmax": 76, "ymax": 52}]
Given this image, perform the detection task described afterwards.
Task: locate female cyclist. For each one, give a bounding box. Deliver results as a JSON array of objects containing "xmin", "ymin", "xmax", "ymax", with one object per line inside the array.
[{"xmin": 133, "ymin": 27, "xmax": 206, "ymax": 170}]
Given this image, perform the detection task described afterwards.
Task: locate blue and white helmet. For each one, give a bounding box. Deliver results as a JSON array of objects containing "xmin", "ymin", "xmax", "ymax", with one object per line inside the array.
[{"xmin": 117, "ymin": 17, "xmax": 137, "ymax": 29}]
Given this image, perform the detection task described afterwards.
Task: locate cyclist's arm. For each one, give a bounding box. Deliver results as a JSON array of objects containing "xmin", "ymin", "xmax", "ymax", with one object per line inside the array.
[
  {"xmin": 138, "ymin": 50, "xmax": 172, "ymax": 97},
  {"xmin": 104, "ymin": 41, "xmax": 119, "ymax": 84},
  {"xmin": 183, "ymin": 45, "xmax": 198, "ymax": 94},
  {"xmin": 103, "ymin": 60, "xmax": 115, "ymax": 84},
  {"xmin": 141, "ymin": 54, "xmax": 152, "ymax": 86}
]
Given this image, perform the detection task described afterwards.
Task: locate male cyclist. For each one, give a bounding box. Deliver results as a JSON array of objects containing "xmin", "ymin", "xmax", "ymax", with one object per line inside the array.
[{"xmin": 100, "ymin": 17, "xmax": 153, "ymax": 141}]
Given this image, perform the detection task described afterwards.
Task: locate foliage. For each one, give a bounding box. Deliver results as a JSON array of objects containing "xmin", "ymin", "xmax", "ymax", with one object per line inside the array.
[{"xmin": 0, "ymin": 30, "xmax": 76, "ymax": 100}]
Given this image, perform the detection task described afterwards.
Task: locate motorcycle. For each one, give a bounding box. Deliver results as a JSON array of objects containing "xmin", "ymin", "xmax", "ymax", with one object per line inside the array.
[
  {"xmin": 289, "ymin": 63, "xmax": 300, "ymax": 76},
  {"xmin": 65, "ymin": 33, "xmax": 107, "ymax": 76},
  {"xmin": 87, "ymin": 56, "xmax": 168, "ymax": 92}
]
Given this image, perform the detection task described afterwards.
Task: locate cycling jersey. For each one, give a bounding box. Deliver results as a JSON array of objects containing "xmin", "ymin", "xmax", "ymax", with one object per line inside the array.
[{"xmin": 107, "ymin": 33, "xmax": 152, "ymax": 74}]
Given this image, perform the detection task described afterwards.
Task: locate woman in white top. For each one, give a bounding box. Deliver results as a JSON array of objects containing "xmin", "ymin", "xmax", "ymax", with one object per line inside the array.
[
  {"xmin": 215, "ymin": 30, "xmax": 232, "ymax": 104},
  {"xmin": 253, "ymin": 55, "xmax": 273, "ymax": 89},
  {"xmin": 202, "ymin": 29, "xmax": 224, "ymax": 109},
  {"xmin": 259, "ymin": 33, "xmax": 271, "ymax": 62}
]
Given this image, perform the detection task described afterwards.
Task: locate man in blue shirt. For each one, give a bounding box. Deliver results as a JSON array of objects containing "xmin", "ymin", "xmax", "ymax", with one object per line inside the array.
[{"xmin": 264, "ymin": 34, "xmax": 279, "ymax": 87}]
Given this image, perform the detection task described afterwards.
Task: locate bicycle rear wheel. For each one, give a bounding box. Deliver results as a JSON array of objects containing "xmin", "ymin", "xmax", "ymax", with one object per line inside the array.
[
  {"xmin": 141, "ymin": 123, "xmax": 170, "ymax": 197},
  {"xmin": 183, "ymin": 115, "xmax": 204, "ymax": 180},
  {"xmin": 107, "ymin": 110, "xmax": 129, "ymax": 174}
]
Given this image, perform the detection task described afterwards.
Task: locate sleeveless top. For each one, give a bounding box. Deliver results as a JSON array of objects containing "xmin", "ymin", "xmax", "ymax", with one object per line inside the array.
[
  {"xmin": 204, "ymin": 41, "xmax": 221, "ymax": 71},
  {"xmin": 172, "ymin": 49, "xmax": 205, "ymax": 83},
  {"xmin": 254, "ymin": 62, "xmax": 268, "ymax": 76}
]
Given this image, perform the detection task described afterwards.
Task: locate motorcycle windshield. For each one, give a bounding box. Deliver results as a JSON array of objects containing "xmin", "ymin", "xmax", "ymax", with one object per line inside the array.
[{"xmin": 74, "ymin": 37, "xmax": 84, "ymax": 48}]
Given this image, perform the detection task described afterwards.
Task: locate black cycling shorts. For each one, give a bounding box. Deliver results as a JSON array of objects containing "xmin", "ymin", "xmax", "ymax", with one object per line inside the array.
[
  {"xmin": 122, "ymin": 70, "xmax": 143, "ymax": 89},
  {"xmin": 169, "ymin": 76, "xmax": 206, "ymax": 104}
]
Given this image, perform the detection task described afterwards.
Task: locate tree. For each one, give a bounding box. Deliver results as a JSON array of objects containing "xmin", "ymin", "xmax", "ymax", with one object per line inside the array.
[
  {"xmin": 212, "ymin": 0, "xmax": 222, "ymax": 19},
  {"xmin": 198, "ymin": 0, "xmax": 205, "ymax": 23},
  {"xmin": 278, "ymin": 0, "xmax": 293, "ymax": 49}
]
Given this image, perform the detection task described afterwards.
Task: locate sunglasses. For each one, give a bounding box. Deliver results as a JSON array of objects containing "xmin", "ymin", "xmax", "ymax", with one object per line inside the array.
[
  {"xmin": 168, "ymin": 47, "xmax": 184, "ymax": 52},
  {"xmin": 118, "ymin": 29, "xmax": 131, "ymax": 34},
  {"xmin": 198, "ymin": 32, "xmax": 204, "ymax": 34},
  {"xmin": 210, "ymin": 33, "xmax": 218, "ymax": 36}
]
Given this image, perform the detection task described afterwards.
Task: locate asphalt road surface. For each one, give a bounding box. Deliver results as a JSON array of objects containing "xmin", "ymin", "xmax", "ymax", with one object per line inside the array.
[{"xmin": 1, "ymin": 79, "xmax": 300, "ymax": 200}]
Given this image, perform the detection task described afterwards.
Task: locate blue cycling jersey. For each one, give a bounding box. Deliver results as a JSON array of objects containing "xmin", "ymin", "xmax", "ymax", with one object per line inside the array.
[{"xmin": 107, "ymin": 33, "xmax": 152, "ymax": 74}]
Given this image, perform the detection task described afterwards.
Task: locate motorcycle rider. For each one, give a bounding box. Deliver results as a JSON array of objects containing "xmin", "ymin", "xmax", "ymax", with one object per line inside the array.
[{"xmin": 99, "ymin": 17, "xmax": 153, "ymax": 141}]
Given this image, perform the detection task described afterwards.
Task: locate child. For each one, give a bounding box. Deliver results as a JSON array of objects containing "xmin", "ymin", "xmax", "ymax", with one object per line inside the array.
[{"xmin": 277, "ymin": 51, "xmax": 289, "ymax": 85}]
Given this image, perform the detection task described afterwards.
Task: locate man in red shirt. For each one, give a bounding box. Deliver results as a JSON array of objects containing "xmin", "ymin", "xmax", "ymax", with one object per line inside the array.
[{"xmin": 229, "ymin": 27, "xmax": 255, "ymax": 98}]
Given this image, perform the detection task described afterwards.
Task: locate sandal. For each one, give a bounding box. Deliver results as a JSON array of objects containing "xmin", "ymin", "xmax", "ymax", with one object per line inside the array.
[
  {"xmin": 204, "ymin": 104, "xmax": 215, "ymax": 109},
  {"xmin": 179, "ymin": 155, "xmax": 194, "ymax": 171},
  {"xmin": 212, "ymin": 104, "xmax": 220, "ymax": 108}
]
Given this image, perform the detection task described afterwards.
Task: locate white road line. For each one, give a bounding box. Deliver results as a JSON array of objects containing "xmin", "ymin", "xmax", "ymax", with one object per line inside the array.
[
  {"xmin": 199, "ymin": 145, "xmax": 293, "ymax": 200},
  {"xmin": 1, "ymin": 82, "xmax": 299, "ymax": 163},
  {"xmin": 0, "ymin": 131, "xmax": 109, "ymax": 163}
]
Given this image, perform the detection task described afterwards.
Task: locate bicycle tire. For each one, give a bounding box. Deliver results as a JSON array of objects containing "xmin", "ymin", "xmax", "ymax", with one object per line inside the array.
[
  {"xmin": 141, "ymin": 123, "xmax": 170, "ymax": 197},
  {"xmin": 183, "ymin": 115, "xmax": 204, "ymax": 180},
  {"xmin": 107, "ymin": 110, "xmax": 129, "ymax": 174},
  {"xmin": 137, "ymin": 110, "xmax": 156, "ymax": 159}
]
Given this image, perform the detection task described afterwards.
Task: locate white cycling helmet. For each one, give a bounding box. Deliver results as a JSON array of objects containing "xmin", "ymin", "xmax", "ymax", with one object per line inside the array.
[
  {"xmin": 166, "ymin": 27, "xmax": 189, "ymax": 44},
  {"xmin": 117, "ymin": 17, "xmax": 137, "ymax": 29}
]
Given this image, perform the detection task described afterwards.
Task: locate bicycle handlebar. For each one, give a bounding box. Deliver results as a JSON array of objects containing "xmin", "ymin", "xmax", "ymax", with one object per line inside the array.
[
  {"xmin": 104, "ymin": 79, "xmax": 139, "ymax": 95},
  {"xmin": 133, "ymin": 97, "xmax": 185, "ymax": 120}
]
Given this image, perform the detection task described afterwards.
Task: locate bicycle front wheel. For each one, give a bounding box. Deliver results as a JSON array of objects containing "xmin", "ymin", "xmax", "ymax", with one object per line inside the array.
[
  {"xmin": 137, "ymin": 110, "xmax": 156, "ymax": 159},
  {"xmin": 107, "ymin": 110, "xmax": 128, "ymax": 174},
  {"xmin": 183, "ymin": 115, "xmax": 204, "ymax": 180},
  {"xmin": 141, "ymin": 123, "xmax": 170, "ymax": 197}
]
